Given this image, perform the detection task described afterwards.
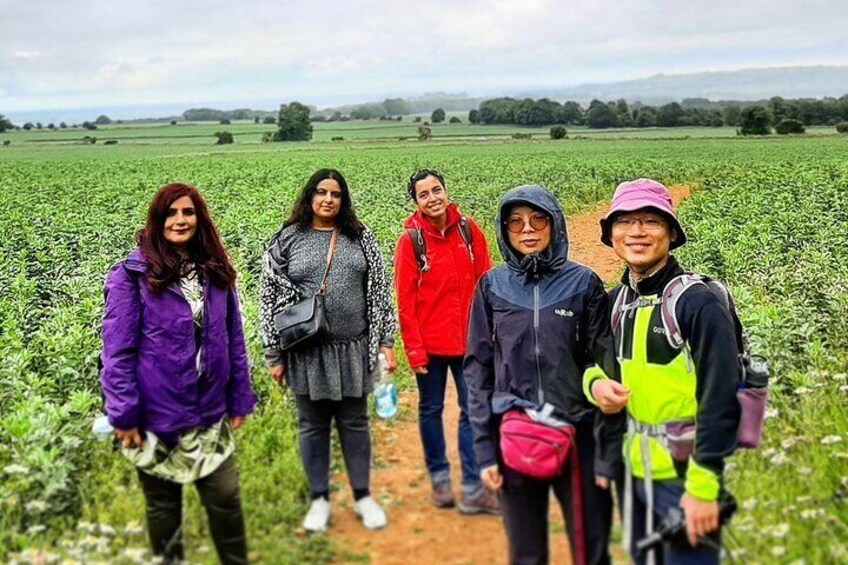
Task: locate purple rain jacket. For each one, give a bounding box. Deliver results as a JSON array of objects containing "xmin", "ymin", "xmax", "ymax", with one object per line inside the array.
[{"xmin": 100, "ymin": 249, "xmax": 257, "ymax": 435}]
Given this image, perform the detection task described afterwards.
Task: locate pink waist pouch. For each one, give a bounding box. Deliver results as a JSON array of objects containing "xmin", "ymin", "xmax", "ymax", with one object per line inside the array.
[{"xmin": 499, "ymin": 410, "xmax": 576, "ymax": 479}]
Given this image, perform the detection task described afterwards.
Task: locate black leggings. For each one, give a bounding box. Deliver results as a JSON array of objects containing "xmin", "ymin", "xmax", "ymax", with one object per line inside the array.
[
  {"xmin": 137, "ymin": 455, "xmax": 248, "ymax": 565},
  {"xmin": 500, "ymin": 418, "xmax": 615, "ymax": 565}
]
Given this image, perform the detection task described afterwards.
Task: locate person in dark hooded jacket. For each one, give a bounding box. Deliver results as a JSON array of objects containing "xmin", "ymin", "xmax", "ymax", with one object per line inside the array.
[{"xmin": 464, "ymin": 185, "xmax": 620, "ymax": 565}]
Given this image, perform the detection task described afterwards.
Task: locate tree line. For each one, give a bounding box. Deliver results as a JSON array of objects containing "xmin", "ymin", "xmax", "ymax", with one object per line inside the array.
[{"xmin": 472, "ymin": 95, "xmax": 848, "ymax": 129}]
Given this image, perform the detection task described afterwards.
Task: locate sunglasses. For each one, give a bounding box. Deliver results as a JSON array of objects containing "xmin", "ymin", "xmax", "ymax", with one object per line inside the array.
[{"xmin": 505, "ymin": 213, "xmax": 549, "ymax": 233}]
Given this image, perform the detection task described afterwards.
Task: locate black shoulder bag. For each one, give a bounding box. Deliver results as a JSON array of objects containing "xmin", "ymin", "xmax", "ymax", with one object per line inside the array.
[{"xmin": 274, "ymin": 229, "xmax": 338, "ymax": 351}]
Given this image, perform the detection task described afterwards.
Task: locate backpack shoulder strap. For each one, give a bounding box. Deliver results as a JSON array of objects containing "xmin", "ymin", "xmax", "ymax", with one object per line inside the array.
[
  {"xmin": 610, "ymin": 285, "xmax": 632, "ymax": 335},
  {"xmin": 458, "ymin": 216, "xmax": 475, "ymax": 263},
  {"xmin": 405, "ymin": 227, "xmax": 430, "ymax": 272},
  {"xmin": 660, "ymin": 274, "xmax": 709, "ymax": 349}
]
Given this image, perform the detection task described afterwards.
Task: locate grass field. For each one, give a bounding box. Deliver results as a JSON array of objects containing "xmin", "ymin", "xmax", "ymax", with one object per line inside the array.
[{"xmin": 1, "ymin": 120, "xmax": 846, "ymax": 563}]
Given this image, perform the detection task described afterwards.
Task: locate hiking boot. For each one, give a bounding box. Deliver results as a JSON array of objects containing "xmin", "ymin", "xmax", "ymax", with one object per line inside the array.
[
  {"xmin": 355, "ymin": 496, "xmax": 388, "ymax": 530},
  {"xmin": 303, "ymin": 497, "xmax": 331, "ymax": 532},
  {"xmin": 431, "ymin": 481, "xmax": 456, "ymax": 508},
  {"xmin": 458, "ymin": 488, "xmax": 501, "ymax": 516}
]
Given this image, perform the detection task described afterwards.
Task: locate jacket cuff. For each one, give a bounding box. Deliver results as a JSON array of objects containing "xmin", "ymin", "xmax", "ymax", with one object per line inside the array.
[
  {"xmin": 475, "ymin": 441, "xmax": 497, "ymax": 469},
  {"xmin": 406, "ymin": 348, "xmax": 429, "ymax": 369},
  {"xmin": 582, "ymin": 365, "xmax": 607, "ymax": 406},
  {"xmin": 228, "ymin": 393, "xmax": 258, "ymax": 419},
  {"xmin": 108, "ymin": 409, "xmax": 141, "ymax": 431},
  {"xmin": 264, "ymin": 345, "xmax": 284, "ymax": 367},
  {"xmin": 685, "ymin": 459, "xmax": 721, "ymax": 501}
]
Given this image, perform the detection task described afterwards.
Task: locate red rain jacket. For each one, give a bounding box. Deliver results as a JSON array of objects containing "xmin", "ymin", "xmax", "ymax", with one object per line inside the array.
[{"xmin": 394, "ymin": 204, "xmax": 492, "ymax": 369}]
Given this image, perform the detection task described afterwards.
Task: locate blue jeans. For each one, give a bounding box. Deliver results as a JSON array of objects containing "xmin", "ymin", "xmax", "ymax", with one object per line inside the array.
[
  {"xmin": 630, "ymin": 478, "xmax": 721, "ymax": 565},
  {"xmin": 415, "ymin": 355, "xmax": 480, "ymax": 487}
]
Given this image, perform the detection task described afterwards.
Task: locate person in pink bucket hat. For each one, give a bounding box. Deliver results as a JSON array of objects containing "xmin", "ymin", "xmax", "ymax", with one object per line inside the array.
[{"xmin": 584, "ymin": 179, "xmax": 741, "ymax": 565}]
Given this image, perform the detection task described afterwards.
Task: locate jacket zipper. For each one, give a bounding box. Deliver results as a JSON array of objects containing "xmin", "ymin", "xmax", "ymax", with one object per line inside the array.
[{"xmin": 534, "ymin": 283, "xmax": 544, "ymax": 406}]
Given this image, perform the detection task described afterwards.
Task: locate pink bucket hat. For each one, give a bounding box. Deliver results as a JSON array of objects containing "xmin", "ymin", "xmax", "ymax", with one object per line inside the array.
[{"xmin": 599, "ymin": 179, "xmax": 687, "ymax": 249}]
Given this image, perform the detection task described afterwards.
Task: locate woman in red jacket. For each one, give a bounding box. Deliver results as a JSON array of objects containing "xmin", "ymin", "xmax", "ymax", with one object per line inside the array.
[{"xmin": 394, "ymin": 169, "xmax": 498, "ymax": 514}]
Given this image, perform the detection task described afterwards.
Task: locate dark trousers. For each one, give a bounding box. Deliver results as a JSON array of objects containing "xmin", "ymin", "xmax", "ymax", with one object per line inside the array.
[
  {"xmin": 295, "ymin": 395, "xmax": 371, "ymax": 495},
  {"xmin": 500, "ymin": 418, "xmax": 614, "ymax": 565},
  {"xmin": 630, "ymin": 478, "xmax": 721, "ymax": 565},
  {"xmin": 415, "ymin": 355, "xmax": 480, "ymax": 486},
  {"xmin": 137, "ymin": 455, "xmax": 248, "ymax": 565}
]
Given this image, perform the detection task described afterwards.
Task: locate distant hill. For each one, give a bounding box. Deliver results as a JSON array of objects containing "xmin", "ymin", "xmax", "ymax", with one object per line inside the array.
[{"xmin": 525, "ymin": 66, "xmax": 848, "ymax": 105}]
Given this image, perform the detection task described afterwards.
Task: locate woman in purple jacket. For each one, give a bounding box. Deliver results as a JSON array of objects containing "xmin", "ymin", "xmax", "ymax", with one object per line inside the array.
[{"xmin": 100, "ymin": 183, "xmax": 257, "ymax": 565}]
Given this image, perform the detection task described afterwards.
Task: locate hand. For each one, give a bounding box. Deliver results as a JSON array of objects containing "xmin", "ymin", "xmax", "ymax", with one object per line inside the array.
[
  {"xmin": 269, "ymin": 363, "xmax": 285, "ymax": 386},
  {"xmin": 595, "ymin": 476, "xmax": 610, "ymax": 490},
  {"xmin": 114, "ymin": 427, "xmax": 144, "ymax": 449},
  {"xmin": 412, "ymin": 366, "xmax": 429, "ymax": 375},
  {"xmin": 680, "ymin": 492, "xmax": 720, "ymax": 547},
  {"xmin": 231, "ymin": 416, "xmax": 246, "ymax": 430},
  {"xmin": 591, "ymin": 379, "xmax": 630, "ymax": 414},
  {"xmin": 380, "ymin": 347, "xmax": 398, "ymax": 372},
  {"xmin": 481, "ymin": 464, "xmax": 503, "ymax": 492}
]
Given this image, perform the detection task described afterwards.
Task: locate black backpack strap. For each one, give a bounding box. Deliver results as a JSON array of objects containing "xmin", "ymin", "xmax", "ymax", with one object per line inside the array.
[
  {"xmin": 458, "ymin": 216, "xmax": 475, "ymax": 264},
  {"xmin": 406, "ymin": 227, "xmax": 430, "ymax": 272}
]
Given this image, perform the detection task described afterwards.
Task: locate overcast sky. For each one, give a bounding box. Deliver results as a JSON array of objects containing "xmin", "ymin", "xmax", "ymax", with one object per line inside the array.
[{"xmin": 2, "ymin": 0, "xmax": 847, "ymax": 117}]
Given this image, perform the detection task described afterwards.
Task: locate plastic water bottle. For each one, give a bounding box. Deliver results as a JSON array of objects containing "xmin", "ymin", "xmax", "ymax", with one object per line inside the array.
[
  {"xmin": 374, "ymin": 353, "xmax": 398, "ymax": 420},
  {"xmin": 92, "ymin": 415, "xmax": 114, "ymax": 439}
]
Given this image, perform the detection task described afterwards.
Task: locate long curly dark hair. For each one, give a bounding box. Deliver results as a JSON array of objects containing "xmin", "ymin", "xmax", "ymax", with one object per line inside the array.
[
  {"xmin": 284, "ymin": 169, "xmax": 364, "ymax": 239},
  {"xmin": 136, "ymin": 183, "xmax": 236, "ymax": 292}
]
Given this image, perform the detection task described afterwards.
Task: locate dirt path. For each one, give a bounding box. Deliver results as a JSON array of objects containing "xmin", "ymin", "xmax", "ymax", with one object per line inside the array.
[{"xmin": 326, "ymin": 185, "xmax": 692, "ymax": 564}]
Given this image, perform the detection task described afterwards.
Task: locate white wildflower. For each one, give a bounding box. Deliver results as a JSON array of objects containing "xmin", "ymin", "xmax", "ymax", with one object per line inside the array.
[
  {"xmin": 841, "ymin": 476, "xmax": 848, "ymax": 488},
  {"xmin": 814, "ymin": 382, "xmax": 827, "ymax": 388},
  {"xmin": 3, "ymin": 464, "xmax": 30, "ymax": 475},
  {"xmin": 789, "ymin": 559, "xmax": 807, "ymax": 565},
  {"xmin": 24, "ymin": 500, "xmax": 50, "ymax": 513},
  {"xmin": 98, "ymin": 523, "xmax": 116, "ymax": 536},
  {"xmin": 742, "ymin": 498, "xmax": 758, "ymax": 511},
  {"xmin": 771, "ymin": 546, "xmax": 787, "ymax": 557},
  {"xmin": 839, "ymin": 385, "xmax": 848, "ymax": 393},
  {"xmin": 76, "ymin": 521, "xmax": 96, "ymax": 533},
  {"xmin": 781, "ymin": 437, "xmax": 798, "ymax": 449},
  {"xmin": 796, "ymin": 495, "xmax": 813, "ymax": 504},
  {"xmin": 834, "ymin": 452, "xmax": 848, "ymax": 459},
  {"xmin": 762, "ymin": 447, "xmax": 778, "ymax": 458},
  {"xmin": 821, "ymin": 435, "xmax": 843, "ymax": 445},
  {"xmin": 765, "ymin": 407, "xmax": 780, "ymax": 419},
  {"xmin": 832, "ymin": 373, "xmax": 847, "ymax": 381},
  {"xmin": 797, "ymin": 466, "xmax": 813, "ymax": 476},
  {"xmin": 27, "ymin": 524, "xmax": 47, "ymax": 534},
  {"xmin": 197, "ymin": 545, "xmax": 211, "ymax": 554},
  {"xmin": 772, "ymin": 523, "xmax": 791, "ymax": 538},
  {"xmin": 124, "ymin": 520, "xmax": 144, "ymax": 535},
  {"xmin": 795, "ymin": 386, "xmax": 813, "ymax": 395},
  {"xmin": 770, "ymin": 450, "xmax": 790, "ymax": 465},
  {"xmin": 122, "ymin": 547, "xmax": 147, "ymax": 562},
  {"xmin": 831, "ymin": 545, "xmax": 848, "ymax": 559},
  {"xmin": 801, "ymin": 508, "xmax": 826, "ymax": 520},
  {"xmin": 782, "ymin": 504, "xmax": 797, "ymax": 516},
  {"xmin": 724, "ymin": 462, "xmax": 737, "ymax": 473}
]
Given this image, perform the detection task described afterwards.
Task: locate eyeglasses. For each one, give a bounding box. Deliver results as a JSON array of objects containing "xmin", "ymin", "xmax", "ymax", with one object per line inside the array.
[
  {"xmin": 505, "ymin": 214, "xmax": 549, "ymax": 233},
  {"xmin": 612, "ymin": 216, "xmax": 666, "ymax": 231}
]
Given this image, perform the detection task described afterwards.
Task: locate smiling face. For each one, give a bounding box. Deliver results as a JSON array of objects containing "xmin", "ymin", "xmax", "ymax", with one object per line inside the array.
[
  {"xmin": 506, "ymin": 205, "xmax": 552, "ymax": 256},
  {"xmin": 610, "ymin": 209, "xmax": 677, "ymax": 274},
  {"xmin": 311, "ymin": 178, "xmax": 342, "ymax": 226},
  {"xmin": 413, "ymin": 174, "xmax": 449, "ymax": 222},
  {"xmin": 163, "ymin": 195, "xmax": 198, "ymax": 247}
]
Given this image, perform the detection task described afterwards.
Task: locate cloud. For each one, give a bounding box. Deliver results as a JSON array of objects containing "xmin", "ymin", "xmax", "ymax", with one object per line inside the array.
[
  {"xmin": 0, "ymin": 0, "xmax": 846, "ymax": 112},
  {"xmin": 13, "ymin": 51, "xmax": 41, "ymax": 60}
]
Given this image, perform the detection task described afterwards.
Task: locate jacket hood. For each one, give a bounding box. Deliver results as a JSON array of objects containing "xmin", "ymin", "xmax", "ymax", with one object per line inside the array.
[
  {"xmin": 495, "ymin": 185, "xmax": 569, "ymax": 277},
  {"xmin": 403, "ymin": 203, "xmax": 462, "ymax": 233}
]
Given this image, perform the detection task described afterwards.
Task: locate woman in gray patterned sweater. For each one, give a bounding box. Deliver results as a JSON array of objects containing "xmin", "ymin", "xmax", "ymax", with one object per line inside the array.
[{"xmin": 260, "ymin": 168, "xmax": 397, "ymax": 533}]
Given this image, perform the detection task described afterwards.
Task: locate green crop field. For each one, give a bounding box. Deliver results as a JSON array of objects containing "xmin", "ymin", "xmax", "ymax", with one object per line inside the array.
[{"xmin": 1, "ymin": 122, "xmax": 847, "ymax": 563}]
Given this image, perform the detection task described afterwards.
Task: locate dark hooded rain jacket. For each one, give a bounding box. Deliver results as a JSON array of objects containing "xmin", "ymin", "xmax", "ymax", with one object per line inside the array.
[{"xmin": 463, "ymin": 185, "xmax": 620, "ymax": 472}]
